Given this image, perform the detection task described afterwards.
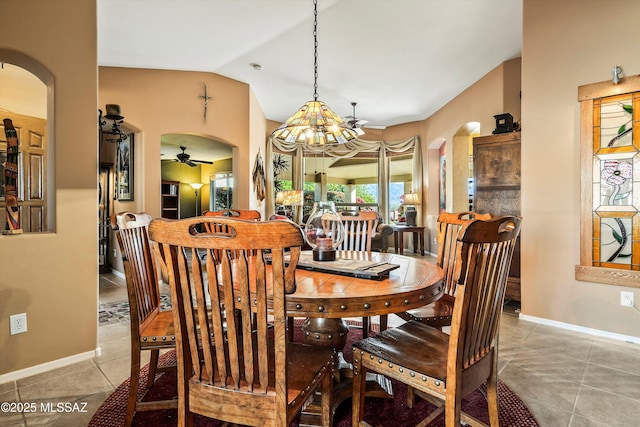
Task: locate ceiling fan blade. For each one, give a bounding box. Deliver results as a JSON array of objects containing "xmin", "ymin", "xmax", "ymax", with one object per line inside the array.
[
  {"xmin": 192, "ymin": 159, "xmax": 214, "ymax": 165},
  {"xmin": 186, "ymin": 160, "xmax": 197, "ymax": 167}
]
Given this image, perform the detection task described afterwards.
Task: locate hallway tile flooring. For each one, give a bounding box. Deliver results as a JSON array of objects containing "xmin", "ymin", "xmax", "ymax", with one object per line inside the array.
[{"xmin": 1, "ymin": 270, "xmax": 639, "ymax": 426}]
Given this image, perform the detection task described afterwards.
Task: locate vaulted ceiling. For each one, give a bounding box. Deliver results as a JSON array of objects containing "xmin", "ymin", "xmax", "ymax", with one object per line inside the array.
[{"xmin": 98, "ymin": 0, "xmax": 522, "ymax": 139}]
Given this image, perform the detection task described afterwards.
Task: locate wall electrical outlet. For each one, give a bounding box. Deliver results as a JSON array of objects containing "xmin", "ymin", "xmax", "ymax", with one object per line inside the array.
[
  {"xmin": 620, "ymin": 291, "xmax": 634, "ymax": 307},
  {"xmin": 10, "ymin": 313, "xmax": 27, "ymax": 335}
]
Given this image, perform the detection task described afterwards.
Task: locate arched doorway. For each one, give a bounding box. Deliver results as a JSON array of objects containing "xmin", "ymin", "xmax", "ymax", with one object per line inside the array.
[
  {"xmin": 0, "ymin": 56, "xmax": 52, "ymax": 232},
  {"xmin": 160, "ymin": 133, "xmax": 234, "ymax": 218}
]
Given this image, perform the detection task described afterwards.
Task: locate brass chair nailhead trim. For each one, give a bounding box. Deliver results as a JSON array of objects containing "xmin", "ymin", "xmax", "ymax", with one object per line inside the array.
[{"xmin": 384, "ymin": 301, "xmax": 391, "ymax": 307}]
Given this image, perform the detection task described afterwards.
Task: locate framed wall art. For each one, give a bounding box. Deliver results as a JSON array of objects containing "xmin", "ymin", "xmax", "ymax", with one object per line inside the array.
[{"xmin": 116, "ymin": 136, "xmax": 133, "ymax": 201}]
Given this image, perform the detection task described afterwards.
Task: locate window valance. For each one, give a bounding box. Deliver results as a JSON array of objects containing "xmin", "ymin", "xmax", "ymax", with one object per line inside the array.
[{"xmin": 265, "ymin": 136, "xmax": 422, "ymax": 223}]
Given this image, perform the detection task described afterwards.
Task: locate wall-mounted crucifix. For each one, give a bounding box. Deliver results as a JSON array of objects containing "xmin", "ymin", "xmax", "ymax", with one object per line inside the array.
[{"xmin": 198, "ymin": 83, "xmax": 215, "ymax": 123}]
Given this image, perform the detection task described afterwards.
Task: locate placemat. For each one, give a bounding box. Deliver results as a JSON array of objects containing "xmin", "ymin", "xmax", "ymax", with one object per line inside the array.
[{"xmin": 289, "ymin": 252, "xmax": 400, "ymax": 280}]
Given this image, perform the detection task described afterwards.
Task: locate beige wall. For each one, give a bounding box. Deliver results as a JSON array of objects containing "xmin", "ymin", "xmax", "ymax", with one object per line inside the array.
[
  {"xmin": 0, "ymin": 0, "xmax": 98, "ymax": 375},
  {"xmin": 382, "ymin": 60, "xmax": 520, "ymax": 250},
  {"xmin": 249, "ymin": 89, "xmax": 268, "ymax": 217},
  {"xmin": 99, "ymin": 67, "xmax": 253, "ymax": 221},
  {"xmin": 521, "ymin": 0, "xmax": 640, "ymax": 336}
]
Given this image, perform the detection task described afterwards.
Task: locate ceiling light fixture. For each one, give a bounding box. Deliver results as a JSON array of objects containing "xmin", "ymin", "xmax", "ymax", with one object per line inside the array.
[{"xmin": 271, "ymin": 0, "xmax": 358, "ymax": 146}]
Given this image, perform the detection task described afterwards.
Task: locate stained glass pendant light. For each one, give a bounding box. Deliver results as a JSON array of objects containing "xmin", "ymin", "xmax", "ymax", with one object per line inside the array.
[{"xmin": 272, "ymin": 0, "xmax": 359, "ymax": 145}]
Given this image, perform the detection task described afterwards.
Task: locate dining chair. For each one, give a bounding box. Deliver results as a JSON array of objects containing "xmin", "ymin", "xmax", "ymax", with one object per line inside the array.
[
  {"xmin": 396, "ymin": 211, "xmax": 492, "ymax": 330},
  {"xmin": 336, "ymin": 211, "xmax": 381, "ymax": 338},
  {"xmin": 352, "ymin": 215, "xmax": 521, "ymax": 427},
  {"xmin": 149, "ymin": 217, "xmax": 336, "ymax": 427},
  {"xmin": 110, "ymin": 212, "xmax": 178, "ymax": 427}
]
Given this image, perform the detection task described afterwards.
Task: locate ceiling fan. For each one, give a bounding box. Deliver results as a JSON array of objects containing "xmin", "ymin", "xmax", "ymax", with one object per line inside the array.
[
  {"xmin": 173, "ymin": 146, "xmax": 213, "ymax": 167},
  {"xmin": 345, "ymin": 102, "xmax": 368, "ymax": 136}
]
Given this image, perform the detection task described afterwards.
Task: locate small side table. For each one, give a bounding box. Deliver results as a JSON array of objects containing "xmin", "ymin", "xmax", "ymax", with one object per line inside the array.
[{"xmin": 392, "ymin": 225, "xmax": 425, "ymax": 256}]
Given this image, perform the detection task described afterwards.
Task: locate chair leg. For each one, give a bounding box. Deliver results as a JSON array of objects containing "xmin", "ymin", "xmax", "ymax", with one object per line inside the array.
[
  {"xmin": 444, "ymin": 390, "xmax": 462, "ymax": 427},
  {"xmin": 362, "ymin": 316, "xmax": 369, "ymax": 339},
  {"xmin": 287, "ymin": 316, "xmax": 295, "ymax": 342},
  {"xmin": 379, "ymin": 314, "xmax": 388, "ymax": 332},
  {"xmin": 126, "ymin": 348, "xmax": 142, "ymax": 427},
  {"xmin": 407, "ymin": 385, "xmax": 415, "ymax": 408},
  {"xmin": 321, "ymin": 370, "xmax": 333, "ymax": 427},
  {"xmin": 352, "ymin": 352, "xmax": 367, "ymax": 426},
  {"xmin": 147, "ymin": 349, "xmax": 160, "ymax": 388},
  {"xmin": 486, "ymin": 374, "xmax": 500, "ymax": 426}
]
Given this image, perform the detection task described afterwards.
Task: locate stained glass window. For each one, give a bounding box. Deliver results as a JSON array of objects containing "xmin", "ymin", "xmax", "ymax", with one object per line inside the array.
[{"xmin": 591, "ymin": 94, "xmax": 640, "ymax": 270}]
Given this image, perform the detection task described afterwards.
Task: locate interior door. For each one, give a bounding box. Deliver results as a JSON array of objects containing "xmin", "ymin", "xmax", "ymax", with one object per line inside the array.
[{"xmin": 0, "ymin": 111, "xmax": 47, "ymax": 232}]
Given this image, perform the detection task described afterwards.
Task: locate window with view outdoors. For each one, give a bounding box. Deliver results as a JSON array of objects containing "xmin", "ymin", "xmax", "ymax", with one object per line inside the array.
[
  {"xmin": 390, "ymin": 154, "xmax": 414, "ymax": 221},
  {"xmin": 210, "ymin": 173, "xmax": 233, "ymax": 211}
]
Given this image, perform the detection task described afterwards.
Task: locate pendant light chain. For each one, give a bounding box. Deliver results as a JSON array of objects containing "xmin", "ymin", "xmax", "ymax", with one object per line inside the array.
[
  {"xmin": 271, "ymin": 0, "xmax": 359, "ymax": 144},
  {"xmin": 313, "ymin": 0, "xmax": 319, "ymax": 101}
]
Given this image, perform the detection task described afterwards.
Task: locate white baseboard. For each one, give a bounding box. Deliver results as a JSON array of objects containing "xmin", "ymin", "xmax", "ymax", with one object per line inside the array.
[
  {"xmin": 111, "ymin": 269, "xmax": 125, "ymax": 279},
  {"xmin": 519, "ymin": 313, "xmax": 640, "ymax": 344},
  {"xmin": 0, "ymin": 349, "xmax": 99, "ymax": 384}
]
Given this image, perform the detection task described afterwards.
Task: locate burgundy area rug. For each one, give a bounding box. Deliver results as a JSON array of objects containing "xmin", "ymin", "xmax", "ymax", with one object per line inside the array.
[{"xmin": 89, "ymin": 322, "xmax": 538, "ymax": 427}]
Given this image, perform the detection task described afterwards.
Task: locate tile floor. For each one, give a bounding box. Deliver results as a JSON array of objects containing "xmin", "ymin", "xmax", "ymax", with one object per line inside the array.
[{"xmin": 2, "ymin": 269, "xmax": 640, "ymax": 426}]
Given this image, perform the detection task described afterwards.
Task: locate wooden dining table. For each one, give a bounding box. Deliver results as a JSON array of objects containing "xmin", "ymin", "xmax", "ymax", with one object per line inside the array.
[{"xmin": 282, "ymin": 250, "xmax": 445, "ymax": 424}]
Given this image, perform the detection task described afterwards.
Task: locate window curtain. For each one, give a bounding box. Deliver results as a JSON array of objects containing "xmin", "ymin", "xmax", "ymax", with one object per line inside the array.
[{"xmin": 266, "ymin": 135, "xmax": 421, "ymax": 224}]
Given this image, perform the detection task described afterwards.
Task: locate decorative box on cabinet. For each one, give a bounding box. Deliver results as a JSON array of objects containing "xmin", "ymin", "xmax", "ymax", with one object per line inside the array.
[
  {"xmin": 473, "ymin": 131, "xmax": 521, "ymax": 301},
  {"xmin": 161, "ymin": 180, "xmax": 180, "ymax": 219}
]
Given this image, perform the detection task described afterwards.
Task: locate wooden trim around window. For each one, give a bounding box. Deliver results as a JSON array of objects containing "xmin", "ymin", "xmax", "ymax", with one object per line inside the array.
[{"xmin": 575, "ymin": 74, "xmax": 640, "ymax": 288}]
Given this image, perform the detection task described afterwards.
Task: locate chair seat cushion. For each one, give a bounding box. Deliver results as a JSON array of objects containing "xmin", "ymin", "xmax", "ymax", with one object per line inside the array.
[
  {"xmin": 353, "ymin": 321, "xmax": 449, "ymax": 381},
  {"xmin": 140, "ymin": 310, "xmax": 175, "ymax": 347},
  {"xmin": 400, "ymin": 296, "xmax": 455, "ymax": 327}
]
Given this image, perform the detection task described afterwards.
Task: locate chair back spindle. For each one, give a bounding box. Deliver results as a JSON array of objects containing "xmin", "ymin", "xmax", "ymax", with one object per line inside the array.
[
  {"xmin": 437, "ymin": 211, "xmax": 492, "ymax": 297},
  {"xmin": 337, "ymin": 211, "xmax": 378, "ymax": 252},
  {"xmin": 112, "ymin": 212, "xmax": 161, "ymax": 331}
]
